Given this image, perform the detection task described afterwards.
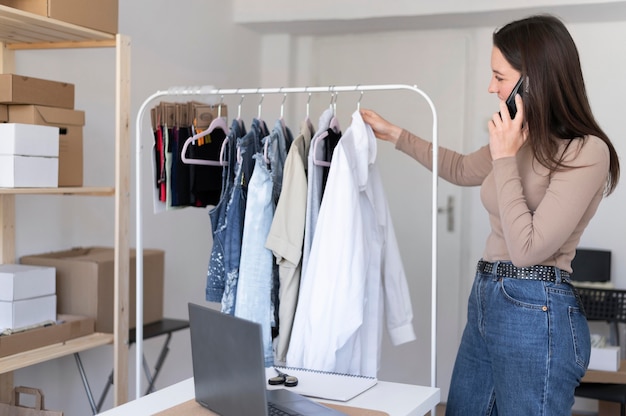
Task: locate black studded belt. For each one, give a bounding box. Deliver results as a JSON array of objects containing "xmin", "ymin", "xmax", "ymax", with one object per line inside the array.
[{"xmin": 477, "ymin": 260, "xmax": 569, "ymax": 282}]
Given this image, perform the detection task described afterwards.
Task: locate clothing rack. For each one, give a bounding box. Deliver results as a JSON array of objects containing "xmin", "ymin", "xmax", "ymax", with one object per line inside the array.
[{"xmin": 134, "ymin": 84, "xmax": 439, "ymax": 400}]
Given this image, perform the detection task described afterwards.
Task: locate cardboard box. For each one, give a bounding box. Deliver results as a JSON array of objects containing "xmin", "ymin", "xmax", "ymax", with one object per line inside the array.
[
  {"xmin": 0, "ymin": 264, "xmax": 55, "ymax": 301},
  {"xmin": 0, "ymin": 104, "xmax": 7, "ymax": 122},
  {"xmin": 0, "ymin": 155, "xmax": 59, "ymax": 187},
  {"xmin": 589, "ymin": 346, "xmax": 621, "ymax": 371},
  {"xmin": 21, "ymin": 247, "xmax": 165, "ymax": 333},
  {"xmin": 0, "ymin": 123, "xmax": 60, "ymax": 157},
  {"xmin": 0, "ymin": 0, "xmax": 118, "ymax": 34},
  {"xmin": 0, "ymin": 314, "xmax": 94, "ymax": 358},
  {"xmin": 8, "ymin": 105, "xmax": 85, "ymax": 187},
  {"xmin": 0, "ymin": 295, "xmax": 56, "ymax": 330},
  {"xmin": 0, "ymin": 74, "xmax": 74, "ymax": 109}
]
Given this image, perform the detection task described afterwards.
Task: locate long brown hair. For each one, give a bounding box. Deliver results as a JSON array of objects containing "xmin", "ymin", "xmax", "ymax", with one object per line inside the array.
[{"xmin": 493, "ymin": 14, "xmax": 620, "ymax": 194}]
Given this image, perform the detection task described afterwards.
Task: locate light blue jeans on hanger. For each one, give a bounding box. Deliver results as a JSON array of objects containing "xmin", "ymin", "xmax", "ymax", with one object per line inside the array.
[
  {"xmin": 445, "ymin": 261, "xmax": 590, "ymax": 416},
  {"xmin": 234, "ymin": 152, "xmax": 275, "ymax": 367}
]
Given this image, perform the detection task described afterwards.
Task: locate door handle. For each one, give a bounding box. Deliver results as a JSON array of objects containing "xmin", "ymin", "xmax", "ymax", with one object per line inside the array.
[{"xmin": 437, "ymin": 195, "xmax": 455, "ymax": 232}]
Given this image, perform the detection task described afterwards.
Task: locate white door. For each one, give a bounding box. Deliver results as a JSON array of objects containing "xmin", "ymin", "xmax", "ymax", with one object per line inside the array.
[{"xmin": 304, "ymin": 30, "xmax": 469, "ymax": 401}]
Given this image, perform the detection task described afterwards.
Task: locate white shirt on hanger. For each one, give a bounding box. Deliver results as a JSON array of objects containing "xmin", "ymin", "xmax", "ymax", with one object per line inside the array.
[{"xmin": 286, "ymin": 110, "xmax": 416, "ymax": 377}]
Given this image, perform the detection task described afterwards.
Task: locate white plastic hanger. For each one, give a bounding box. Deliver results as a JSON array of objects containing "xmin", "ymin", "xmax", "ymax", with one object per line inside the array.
[
  {"xmin": 181, "ymin": 100, "xmax": 229, "ymax": 166},
  {"xmin": 313, "ymin": 91, "xmax": 341, "ymax": 167}
]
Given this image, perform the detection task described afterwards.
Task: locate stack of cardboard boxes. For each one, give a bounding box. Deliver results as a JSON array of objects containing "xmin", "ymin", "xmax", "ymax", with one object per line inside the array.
[
  {"xmin": 0, "ymin": 0, "xmax": 118, "ymax": 34},
  {"xmin": 0, "ymin": 73, "xmax": 85, "ymax": 187},
  {"xmin": 0, "ymin": 246, "xmax": 97, "ymax": 358},
  {"xmin": 21, "ymin": 247, "xmax": 165, "ymax": 333}
]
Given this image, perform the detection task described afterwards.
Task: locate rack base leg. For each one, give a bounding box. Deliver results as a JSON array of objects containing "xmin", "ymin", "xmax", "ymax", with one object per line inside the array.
[{"xmin": 74, "ymin": 353, "xmax": 98, "ymax": 415}]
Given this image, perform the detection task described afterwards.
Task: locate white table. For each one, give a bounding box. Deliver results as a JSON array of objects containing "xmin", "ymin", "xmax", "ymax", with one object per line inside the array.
[{"xmin": 98, "ymin": 374, "xmax": 440, "ymax": 416}]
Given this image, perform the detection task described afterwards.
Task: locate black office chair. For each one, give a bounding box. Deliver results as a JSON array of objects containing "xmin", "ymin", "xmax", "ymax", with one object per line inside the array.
[{"xmin": 574, "ymin": 286, "xmax": 626, "ymax": 416}]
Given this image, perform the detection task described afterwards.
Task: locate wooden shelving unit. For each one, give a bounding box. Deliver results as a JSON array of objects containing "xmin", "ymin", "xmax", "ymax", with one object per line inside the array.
[{"xmin": 0, "ymin": 5, "xmax": 130, "ymax": 408}]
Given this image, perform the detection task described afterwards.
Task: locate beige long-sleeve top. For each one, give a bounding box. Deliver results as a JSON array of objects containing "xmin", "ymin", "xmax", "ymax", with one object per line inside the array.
[{"xmin": 396, "ymin": 130, "xmax": 610, "ymax": 272}]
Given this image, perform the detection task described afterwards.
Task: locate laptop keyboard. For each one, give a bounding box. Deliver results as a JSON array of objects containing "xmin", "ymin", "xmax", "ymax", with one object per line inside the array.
[{"xmin": 268, "ymin": 402, "xmax": 297, "ymax": 416}]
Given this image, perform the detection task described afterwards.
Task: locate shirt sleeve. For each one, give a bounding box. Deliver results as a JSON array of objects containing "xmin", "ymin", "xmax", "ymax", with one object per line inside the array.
[
  {"xmin": 381, "ymin": 207, "xmax": 417, "ymax": 345},
  {"xmin": 395, "ymin": 129, "xmax": 493, "ymax": 186}
]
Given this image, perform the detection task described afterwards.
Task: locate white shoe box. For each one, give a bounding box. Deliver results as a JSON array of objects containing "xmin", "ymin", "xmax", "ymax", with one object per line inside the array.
[
  {"xmin": 589, "ymin": 346, "xmax": 621, "ymax": 371},
  {"xmin": 0, "ymin": 264, "xmax": 57, "ymax": 331},
  {"xmin": 0, "ymin": 123, "xmax": 59, "ymax": 187},
  {"xmin": 0, "ymin": 295, "xmax": 57, "ymax": 331},
  {"xmin": 0, "ymin": 123, "xmax": 60, "ymax": 157},
  {"xmin": 0, "ymin": 264, "xmax": 56, "ymax": 301}
]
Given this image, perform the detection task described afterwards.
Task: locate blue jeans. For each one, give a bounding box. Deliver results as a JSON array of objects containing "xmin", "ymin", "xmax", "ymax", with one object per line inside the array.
[
  {"xmin": 266, "ymin": 119, "xmax": 293, "ymax": 205},
  {"xmin": 446, "ymin": 261, "xmax": 590, "ymax": 416},
  {"xmin": 205, "ymin": 119, "xmax": 246, "ymax": 303},
  {"xmin": 235, "ymin": 153, "xmax": 275, "ymax": 366}
]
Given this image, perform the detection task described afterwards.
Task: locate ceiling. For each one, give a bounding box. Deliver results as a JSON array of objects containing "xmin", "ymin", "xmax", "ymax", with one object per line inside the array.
[{"xmin": 237, "ymin": 2, "xmax": 626, "ymax": 36}]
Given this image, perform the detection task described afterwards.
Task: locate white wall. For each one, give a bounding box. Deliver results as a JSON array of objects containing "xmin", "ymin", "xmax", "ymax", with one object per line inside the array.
[{"xmin": 8, "ymin": 1, "xmax": 626, "ymax": 415}]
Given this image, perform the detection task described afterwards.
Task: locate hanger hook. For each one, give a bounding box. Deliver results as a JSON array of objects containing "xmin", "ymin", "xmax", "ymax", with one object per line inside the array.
[
  {"xmin": 238, "ymin": 93, "xmax": 244, "ymax": 119},
  {"xmin": 357, "ymin": 90, "xmax": 364, "ymax": 111},
  {"xmin": 306, "ymin": 88, "xmax": 312, "ymax": 119},
  {"xmin": 218, "ymin": 95, "xmax": 224, "ymax": 118},
  {"xmin": 257, "ymin": 93, "xmax": 264, "ymax": 119},
  {"xmin": 280, "ymin": 91, "xmax": 287, "ymax": 119}
]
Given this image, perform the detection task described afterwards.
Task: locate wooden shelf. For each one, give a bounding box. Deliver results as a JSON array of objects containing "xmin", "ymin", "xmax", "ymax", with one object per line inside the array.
[
  {"xmin": 0, "ymin": 187, "xmax": 115, "ymax": 196},
  {"xmin": 0, "ymin": 5, "xmax": 114, "ymax": 47},
  {"xmin": 0, "ymin": 3, "xmax": 131, "ymax": 406},
  {"xmin": 0, "ymin": 333, "xmax": 114, "ymax": 374}
]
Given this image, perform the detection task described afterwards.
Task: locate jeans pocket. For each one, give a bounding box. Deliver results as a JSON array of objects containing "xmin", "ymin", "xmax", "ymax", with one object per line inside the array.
[
  {"xmin": 499, "ymin": 278, "xmax": 546, "ymax": 310},
  {"xmin": 569, "ymin": 305, "xmax": 591, "ymax": 369}
]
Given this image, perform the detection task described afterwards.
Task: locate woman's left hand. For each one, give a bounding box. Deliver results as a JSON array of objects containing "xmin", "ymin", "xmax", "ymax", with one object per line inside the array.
[{"xmin": 488, "ymin": 94, "xmax": 527, "ymax": 160}]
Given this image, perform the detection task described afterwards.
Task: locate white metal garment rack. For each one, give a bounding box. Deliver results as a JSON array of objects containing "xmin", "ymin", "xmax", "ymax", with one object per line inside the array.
[{"xmin": 134, "ymin": 84, "xmax": 439, "ymax": 401}]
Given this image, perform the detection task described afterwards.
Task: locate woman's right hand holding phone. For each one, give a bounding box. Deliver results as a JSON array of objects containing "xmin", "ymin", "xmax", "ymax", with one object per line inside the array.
[{"xmin": 488, "ymin": 94, "xmax": 527, "ymax": 160}]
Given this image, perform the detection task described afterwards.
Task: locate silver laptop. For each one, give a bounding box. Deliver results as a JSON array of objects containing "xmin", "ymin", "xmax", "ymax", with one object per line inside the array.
[{"xmin": 188, "ymin": 302, "xmax": 346, "ymax": 416}]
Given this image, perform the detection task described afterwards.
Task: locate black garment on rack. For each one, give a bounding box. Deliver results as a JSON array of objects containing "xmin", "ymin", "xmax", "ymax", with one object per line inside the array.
[{"xmin": 187, "ymin": 127, "xmax": 228, "ymax": 207}]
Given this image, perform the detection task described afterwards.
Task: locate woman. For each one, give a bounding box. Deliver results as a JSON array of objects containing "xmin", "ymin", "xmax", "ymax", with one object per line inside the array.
[{"xmin": 361, "ymin": 14, "xmax": 620, "ymax": 416}]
